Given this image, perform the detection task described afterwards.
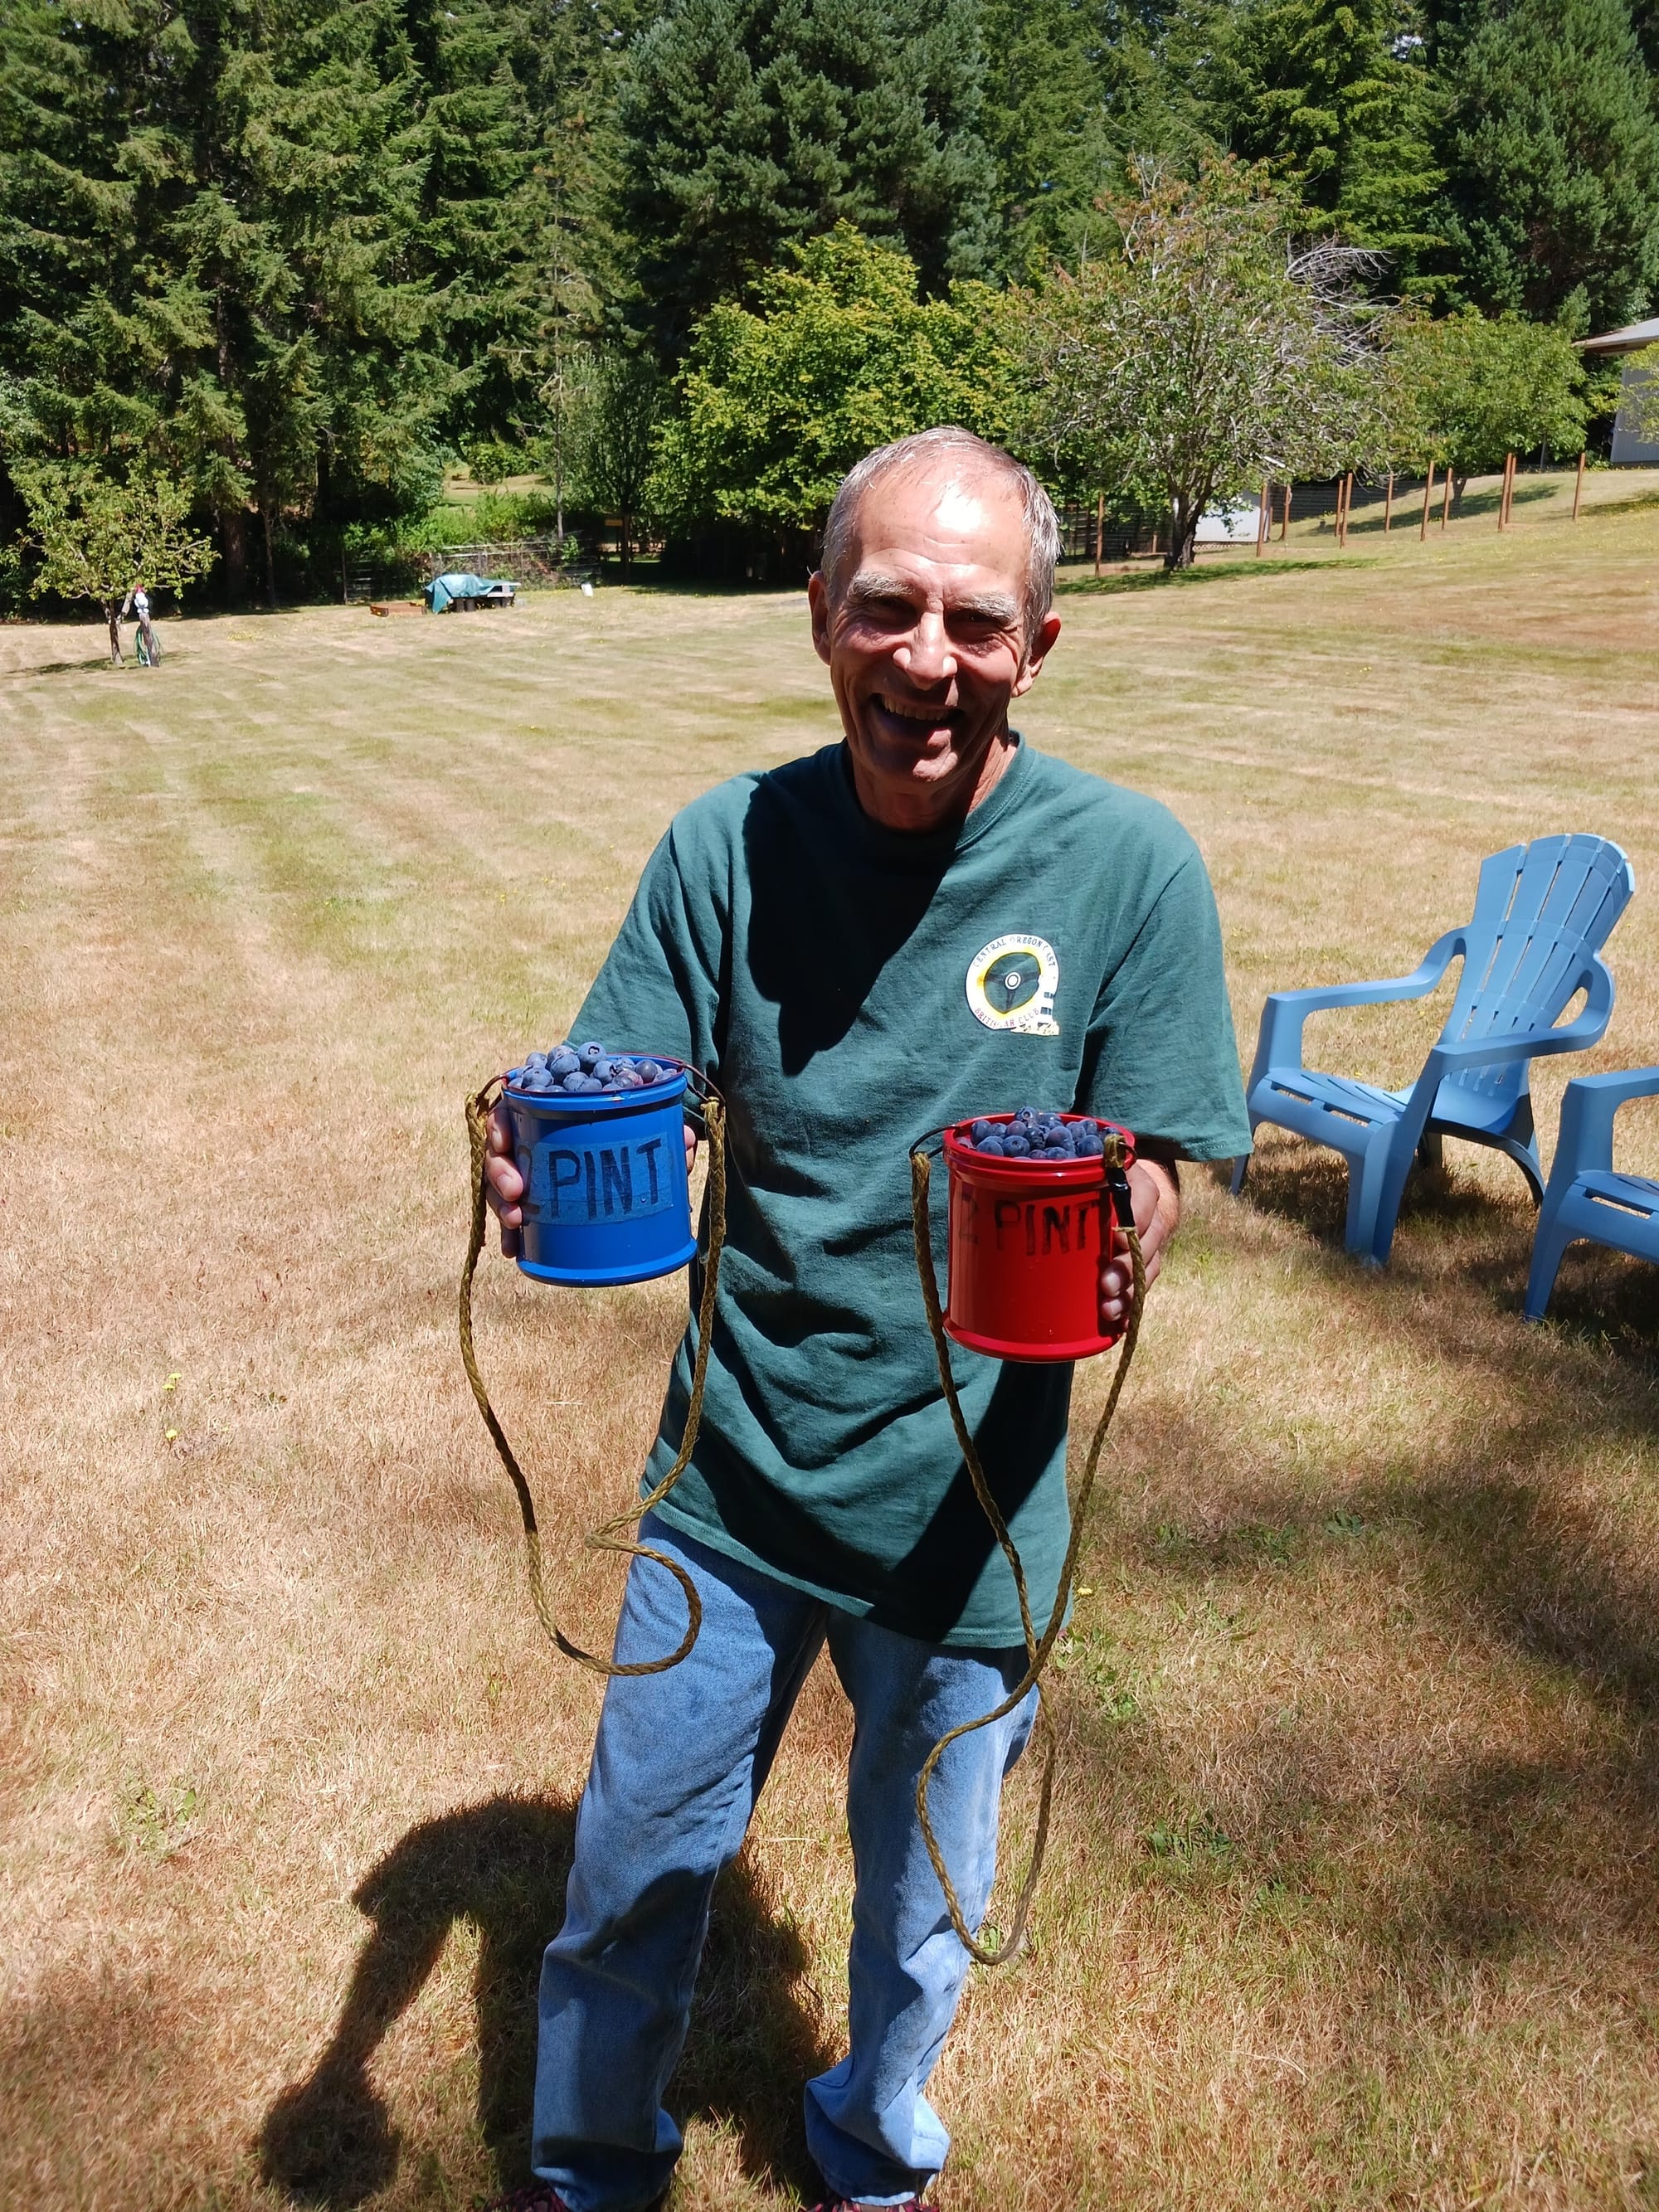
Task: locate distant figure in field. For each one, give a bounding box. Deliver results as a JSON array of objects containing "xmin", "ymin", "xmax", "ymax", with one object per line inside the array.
[{"xmin": 124, "ymin": 582, "xmax": 160, "ymax": 665}]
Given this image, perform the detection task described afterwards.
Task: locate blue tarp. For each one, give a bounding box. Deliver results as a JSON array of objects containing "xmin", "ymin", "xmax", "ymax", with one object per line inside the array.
[{"xmin": 426, "ymin": 571, "xmax": 515, "ymax": 612}]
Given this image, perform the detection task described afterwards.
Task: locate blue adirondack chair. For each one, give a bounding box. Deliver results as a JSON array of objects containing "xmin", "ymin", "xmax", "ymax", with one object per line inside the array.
[
  {"xmin": 1231, "ymin": 835, "xmax": 1635, "ymax": 1265},
  {"xmin": 1525, "ymin": 1067, "xmax": 1659, "ymax": 1320}
]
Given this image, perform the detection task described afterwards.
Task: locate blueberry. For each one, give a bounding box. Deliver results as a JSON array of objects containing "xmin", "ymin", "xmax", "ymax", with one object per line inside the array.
[
  {"xmin": 1003, "ymin": 1131, "xmax": 1031, "ymax": 1156},
  {"xmin": 1044, "ymin": 1130, "xmax": 1073, "ymax": 1152},
  {"xmin": 615, "ymin": 1065, "xmax": 645, "ymax": 1088},
  {"xmin": 549, "ymin": 1045, "xmax": 580, "ymax": 1077},
  {"xmin": 1074, "ymin": 1131, "xmax": 1103, "ymax": 1155},
  {"xmin": 561, "ymin": 1070, "xmax": 588, "ymax": 1092},
  {"xmin": 971, "ymin": 1119, "xmax": 992, "ymax": 1145},
  {"xmin": 578, "ymin": 1074, "xmax": 605, "ymax": 1093},
  {"xmin": 634, "ymin": 1059, "xmax": 661, "ymax": 1085},
  {"xmin": 578, "ymin": 1041, "xmax": 606, "ymax": 1070},
  {"xmin": 525, "ymin": 1072, "xmax": 555, "ymax": 1093},
  {"xmin": 977, "ymin": 1133, "xmax": 1006, "ymax": 1156}
]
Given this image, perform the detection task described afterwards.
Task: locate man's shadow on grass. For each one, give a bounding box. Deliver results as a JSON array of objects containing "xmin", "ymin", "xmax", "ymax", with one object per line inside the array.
[{"xmin": 259, "ymin": 1791, "xmax": 832, "ymax": 2206}]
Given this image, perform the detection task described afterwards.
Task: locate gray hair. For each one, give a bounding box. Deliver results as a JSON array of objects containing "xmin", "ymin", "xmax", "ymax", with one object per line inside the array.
[{"xmin": 819, "ymin": 425, "xmax": 1060, "ymax": 650}]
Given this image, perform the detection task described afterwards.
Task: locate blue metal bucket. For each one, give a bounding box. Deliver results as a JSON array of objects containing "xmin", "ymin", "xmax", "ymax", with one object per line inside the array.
[{"xmin": 502, "ymin": 1062, "xmax": 697, "ymax": 1286}]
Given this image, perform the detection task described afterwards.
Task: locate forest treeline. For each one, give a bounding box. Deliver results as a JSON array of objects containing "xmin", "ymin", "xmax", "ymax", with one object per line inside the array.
[{"xmin": 2, "ymin": 0, "xmax": 1658, "ymax": 602}]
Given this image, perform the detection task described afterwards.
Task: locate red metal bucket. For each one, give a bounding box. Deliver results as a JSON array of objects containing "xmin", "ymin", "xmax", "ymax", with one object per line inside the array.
[{"xmin": 941, "ymin": 1116, "xmax": 1137, "ymax": 1362}]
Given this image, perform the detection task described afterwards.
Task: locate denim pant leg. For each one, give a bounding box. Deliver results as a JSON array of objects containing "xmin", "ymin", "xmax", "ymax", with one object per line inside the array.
[
  {"xmin": 803, "ymin": 1619, "xmax": 1037, "ymax": 2204},
  {"xmin": 533, "ymin": 1515, "xmax": 828, "ymax": 2212}
]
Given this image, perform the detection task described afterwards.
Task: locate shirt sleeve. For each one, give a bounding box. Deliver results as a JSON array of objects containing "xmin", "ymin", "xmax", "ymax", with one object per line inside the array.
[
  {"xmin": 569, "ymin": 809, "xmax": 731, "ymax": 1077},
  {"xmin": 1078, "ymin": 851, "xmax": 1252, "ymax": 1161}
]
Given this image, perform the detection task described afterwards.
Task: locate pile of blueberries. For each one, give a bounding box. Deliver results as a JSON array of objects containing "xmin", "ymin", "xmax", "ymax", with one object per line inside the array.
[
  {"xmin": 963, "ymin": 1108, "xmax": 1107, "ymax": 1159},
  {"xmin": 507, "ymin": 1041, "xmax": 674, "ymax": 1096}
]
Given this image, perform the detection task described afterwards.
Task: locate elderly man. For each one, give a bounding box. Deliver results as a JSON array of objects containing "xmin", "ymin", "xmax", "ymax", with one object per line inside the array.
[{"xmin": 484, "ymin": 426, "xmax": 1249, "ymax": 2212}]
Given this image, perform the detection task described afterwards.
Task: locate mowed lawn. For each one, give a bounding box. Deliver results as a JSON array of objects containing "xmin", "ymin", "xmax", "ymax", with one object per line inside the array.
[{"xmin": 6, "ymin": 469, "xmax": 1659, "ymax": 2212}]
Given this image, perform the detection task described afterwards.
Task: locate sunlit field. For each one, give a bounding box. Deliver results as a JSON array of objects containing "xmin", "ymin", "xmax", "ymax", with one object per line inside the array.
[{"xmin": 5, "ymin": 466, "xmax": 1659, "ymax": 2212}]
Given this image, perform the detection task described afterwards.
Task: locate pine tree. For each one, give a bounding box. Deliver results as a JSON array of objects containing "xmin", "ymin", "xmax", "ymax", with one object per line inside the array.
[
  {"xmin": 1428, "ymin": 0, "xmax": 1659, "ymax": 330},
  {"xmin": 615, "ymin": 0, "xmax": 997, "ymax": 352},
  {"xmin": 976, "ymin": 0, "xmax": 1121, "ymax": 274},
  {"xmin": 1204, "ymin": 0, "xmax": 1444, "ymax": 274}
]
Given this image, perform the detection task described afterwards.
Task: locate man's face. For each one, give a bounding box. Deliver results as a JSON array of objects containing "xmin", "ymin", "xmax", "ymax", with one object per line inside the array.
[{"xmin": 808, "ymin": 464, "xmax": 1061, "ymax": 829}]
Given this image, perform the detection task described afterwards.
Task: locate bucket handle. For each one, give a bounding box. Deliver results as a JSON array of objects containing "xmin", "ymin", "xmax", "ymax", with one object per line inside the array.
[
  {"xmin": 907, "ymin": 1125, "xmax": 1146, "ymax": 1966},
  {"xmin": 460, "ymin": 1063, "xmax": 729, "ymax": 1680}
]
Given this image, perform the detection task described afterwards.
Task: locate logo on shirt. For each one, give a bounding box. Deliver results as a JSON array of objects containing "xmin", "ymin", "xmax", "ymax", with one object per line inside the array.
[{"xmin": 966, "ymin": 934, "xmax": 1060, "ymax": 1036}]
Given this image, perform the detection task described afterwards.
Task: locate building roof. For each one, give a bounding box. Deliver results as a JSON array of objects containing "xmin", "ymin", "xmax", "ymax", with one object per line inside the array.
[{"xmin": 1579, "ymin": 316, "xmax": 1659, "ymax": 355}]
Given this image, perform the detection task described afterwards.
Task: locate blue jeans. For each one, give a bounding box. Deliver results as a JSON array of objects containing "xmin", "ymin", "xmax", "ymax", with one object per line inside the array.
[{"xmin": 532, "ymin": 1514, "xmax": 1037, "ymax": 2210}]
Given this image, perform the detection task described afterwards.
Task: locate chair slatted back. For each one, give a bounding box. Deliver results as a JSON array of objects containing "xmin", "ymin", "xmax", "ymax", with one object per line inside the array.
[{"xmin": 1439, "ymin": 835, "xmax": 1634, "ymax": 1106}]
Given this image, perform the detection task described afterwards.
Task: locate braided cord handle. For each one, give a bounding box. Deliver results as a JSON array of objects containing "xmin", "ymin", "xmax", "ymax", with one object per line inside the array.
[
  {"xmin": 460, "ymin": 1073, "xmax": 727, "ymax": 1679},
  {"xmin": 908, "ymin": 1135, "xmax": 1145, "ymax": 1966}
]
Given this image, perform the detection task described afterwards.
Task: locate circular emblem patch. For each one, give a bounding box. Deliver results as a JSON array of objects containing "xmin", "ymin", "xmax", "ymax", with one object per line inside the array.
[{"xmin": 966, "ymin": 933, "xmax": 1060, "ymax": 1036}]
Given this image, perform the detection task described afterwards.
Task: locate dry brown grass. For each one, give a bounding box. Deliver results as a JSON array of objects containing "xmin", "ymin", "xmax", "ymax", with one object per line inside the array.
[{"xmin": 4, "ymin": 465, "xmax": 1659, "ymax": 2212}]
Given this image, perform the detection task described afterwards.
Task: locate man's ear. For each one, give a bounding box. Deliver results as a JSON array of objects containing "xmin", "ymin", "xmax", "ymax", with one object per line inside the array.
[
  {"xmin": 1012, "ymin": 610, "xmax": 1063, "ymax": 698},
  {"xmin": 807, "ymin": 571, "xmax": 834, "ymax": 665}
]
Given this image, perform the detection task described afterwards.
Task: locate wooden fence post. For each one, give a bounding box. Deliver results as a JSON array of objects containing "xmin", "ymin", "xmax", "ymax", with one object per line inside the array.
[
  {"xmin": 1280, "ymin": 484, "xmax": 1291, "ymax": 539},
  {"xmin": 1498, "ymin": 452, "xmax": 1515, "ymax": 530},
  {"xmin": 1256, "ymin": 481, "xmax": 1269, "ymax": 556},
  {"xmin": 1094, "ymin": 490, "xmax": 1104, "ymax": 579},
  {"xmin": 1420, "ymin": 463, "xmax": 1435, "ymax": 542},
  {"xmin": 1384, "ymin": 472, "xmax": 1394, "ymax": 532},
  {"xmin": 1573, "ymin": 450, "xmax": 1586, "ymax": 522},
  {"xmin": 1441, "ymin": 472, "xmax": 1452, "ymax": 531}
]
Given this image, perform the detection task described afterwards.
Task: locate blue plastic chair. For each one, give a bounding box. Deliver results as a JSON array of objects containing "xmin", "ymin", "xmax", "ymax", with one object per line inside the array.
[
  {"xmin": 1525, "ymin": 1068, "xmax": 1659, "ymax": 1320},
  {"xmin": 1231, "ymin": 835, "xmax": 1635, "ymax": 1265}
]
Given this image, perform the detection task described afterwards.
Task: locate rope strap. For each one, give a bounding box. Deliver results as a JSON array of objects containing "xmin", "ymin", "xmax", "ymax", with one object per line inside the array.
[
  {"xmin": 460, "ymin": 1074, "xmax": 727, "ymax": 1679},
  {"xmin": 908, "ymin": 1136, "xmax": 1145, "ymax": 1966}
]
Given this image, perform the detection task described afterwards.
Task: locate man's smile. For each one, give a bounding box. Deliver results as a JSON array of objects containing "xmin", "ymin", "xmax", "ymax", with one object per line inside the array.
[{"xmin": 868, "ymin": 691, "xmax": 963, "ymax": 739}]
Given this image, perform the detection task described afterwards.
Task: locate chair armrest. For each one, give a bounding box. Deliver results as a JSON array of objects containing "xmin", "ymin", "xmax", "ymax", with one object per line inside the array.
[
  {"xmin": 1550, "ymin": 1064, "xmax": 1659, "ymax": 1185},
  {"xmin": 1423, "ymin": 956, "xmax": 1615, "ymax": 1077},
  {"xmin": 1255, "ymin": 929, "xmax": 1464, "ymax": 1074}
]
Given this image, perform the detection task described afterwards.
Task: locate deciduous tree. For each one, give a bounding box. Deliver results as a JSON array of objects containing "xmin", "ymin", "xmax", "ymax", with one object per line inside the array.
[
  {"xmin": 19, "ymin": 466, "xmax": 215, "ymax": 662},
  {"xmin": 1393, "ymin": 308, "xmax": 1593, "ymax": 497},
  {"xmin": 1010, "ymin": 158, "xmax": 1400, "ymax": 567},
  {"xmin": 652, "ymin": 224, "xmax": 1018, "ymax": 536}
]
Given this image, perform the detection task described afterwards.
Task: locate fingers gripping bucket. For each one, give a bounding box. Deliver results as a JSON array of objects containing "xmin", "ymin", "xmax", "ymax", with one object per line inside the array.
[
  {"xmin": 503, "ymin": 1063, "xmax": 698, "ymax": 1286},
  {"xmin": 941, "ymin": 1116, "xmax": 1137, "ymax": 1362}
]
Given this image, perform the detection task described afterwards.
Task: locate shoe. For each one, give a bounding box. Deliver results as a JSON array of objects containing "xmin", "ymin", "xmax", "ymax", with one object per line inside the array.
[
  {"xmin": 808, "ymin": 2200, "xmax": 939, "ymax": 2211},
  {"xmin": 479, "ymin": 2188, "xmax": 574, "ymax": 2212}
]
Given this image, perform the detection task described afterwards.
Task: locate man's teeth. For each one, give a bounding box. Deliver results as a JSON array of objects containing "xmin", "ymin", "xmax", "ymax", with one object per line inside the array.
[{"xmin": 878, "ymin": 694, "xmax": 947, "ymax": 724}]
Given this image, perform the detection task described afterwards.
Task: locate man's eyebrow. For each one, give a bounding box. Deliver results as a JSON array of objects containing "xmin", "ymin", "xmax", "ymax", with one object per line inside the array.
[
  {"xmin": 844, "ymin": 572, "xmax": 1021, "ymax": 625},
  {"xmin": 844, "ymin": 571, "xmax": 917, "ymax": 605}
]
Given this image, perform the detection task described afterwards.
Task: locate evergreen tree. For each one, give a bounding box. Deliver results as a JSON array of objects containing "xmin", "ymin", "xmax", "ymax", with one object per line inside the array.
[
  {"xmin": 976, "ymin": 0, "xmax": 1121, "ymax": 274},
  {"xmin": 615, "ymin": 0, "xmax": 997, "ymax": 353},
  {"xmin": 1204, "ymin": 0, "xmax": 1444, "ymax": 274},
  {"xmin": 1428, "ymin": 0, "xmax": 1659, "ymax": 330}
]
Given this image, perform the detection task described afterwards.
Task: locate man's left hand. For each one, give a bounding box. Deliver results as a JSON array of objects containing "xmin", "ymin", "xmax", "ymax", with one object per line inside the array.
[{"xmin": 1100, "ymin": 1159, "xmax": 1180, "ymax": 1332}]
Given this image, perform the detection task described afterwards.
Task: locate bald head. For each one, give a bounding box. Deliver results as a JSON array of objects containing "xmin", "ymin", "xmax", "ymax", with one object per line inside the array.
[{"xmin": 820, "ymin": 427, "xmax": 1060, "ymax": 651}]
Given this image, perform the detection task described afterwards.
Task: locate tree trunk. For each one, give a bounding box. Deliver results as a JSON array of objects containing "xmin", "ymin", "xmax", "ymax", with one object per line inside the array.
[
  {"xmin": 620, "ymin": 508, "xmax": 632, "ymax": 577},
  {"xmin": 1452, "ymin": 474, "xmax": 1468, "ymax": 513},
  {"xmin": 1165, "ymin": 490, "xmax": 1199, "ymax": 571},
  {"xmin": 221, "ymin": 509, "xmax": 249, "ymax": 600},
  {"xmin": 105, "ymin": 602, "xmax": 123, "ymax": 665},
  {"xmin": 261, "ymin": 505, "xmax": 278, "ymax": 611}
]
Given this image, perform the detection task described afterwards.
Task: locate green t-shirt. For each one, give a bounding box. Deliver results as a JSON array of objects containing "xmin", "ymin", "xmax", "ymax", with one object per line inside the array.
[{"xmin": 574, "ymin": 737, "xmax": 1249, "ymax": 1647}]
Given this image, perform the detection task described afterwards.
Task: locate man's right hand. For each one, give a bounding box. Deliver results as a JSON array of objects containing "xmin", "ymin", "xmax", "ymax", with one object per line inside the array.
[
  {"xmin": 484, "ymin": 1106, "xmax": 525, "ymax": 1259},
  {"xmin": 484, "ymin": 1098, "xmax": 701, "ymax": 1260}
]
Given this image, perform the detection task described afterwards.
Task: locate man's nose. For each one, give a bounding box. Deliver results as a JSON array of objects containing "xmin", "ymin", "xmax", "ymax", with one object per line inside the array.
[{"xmin": 895, "ymin": 611, "xmax": 955, "ymax": 685}]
